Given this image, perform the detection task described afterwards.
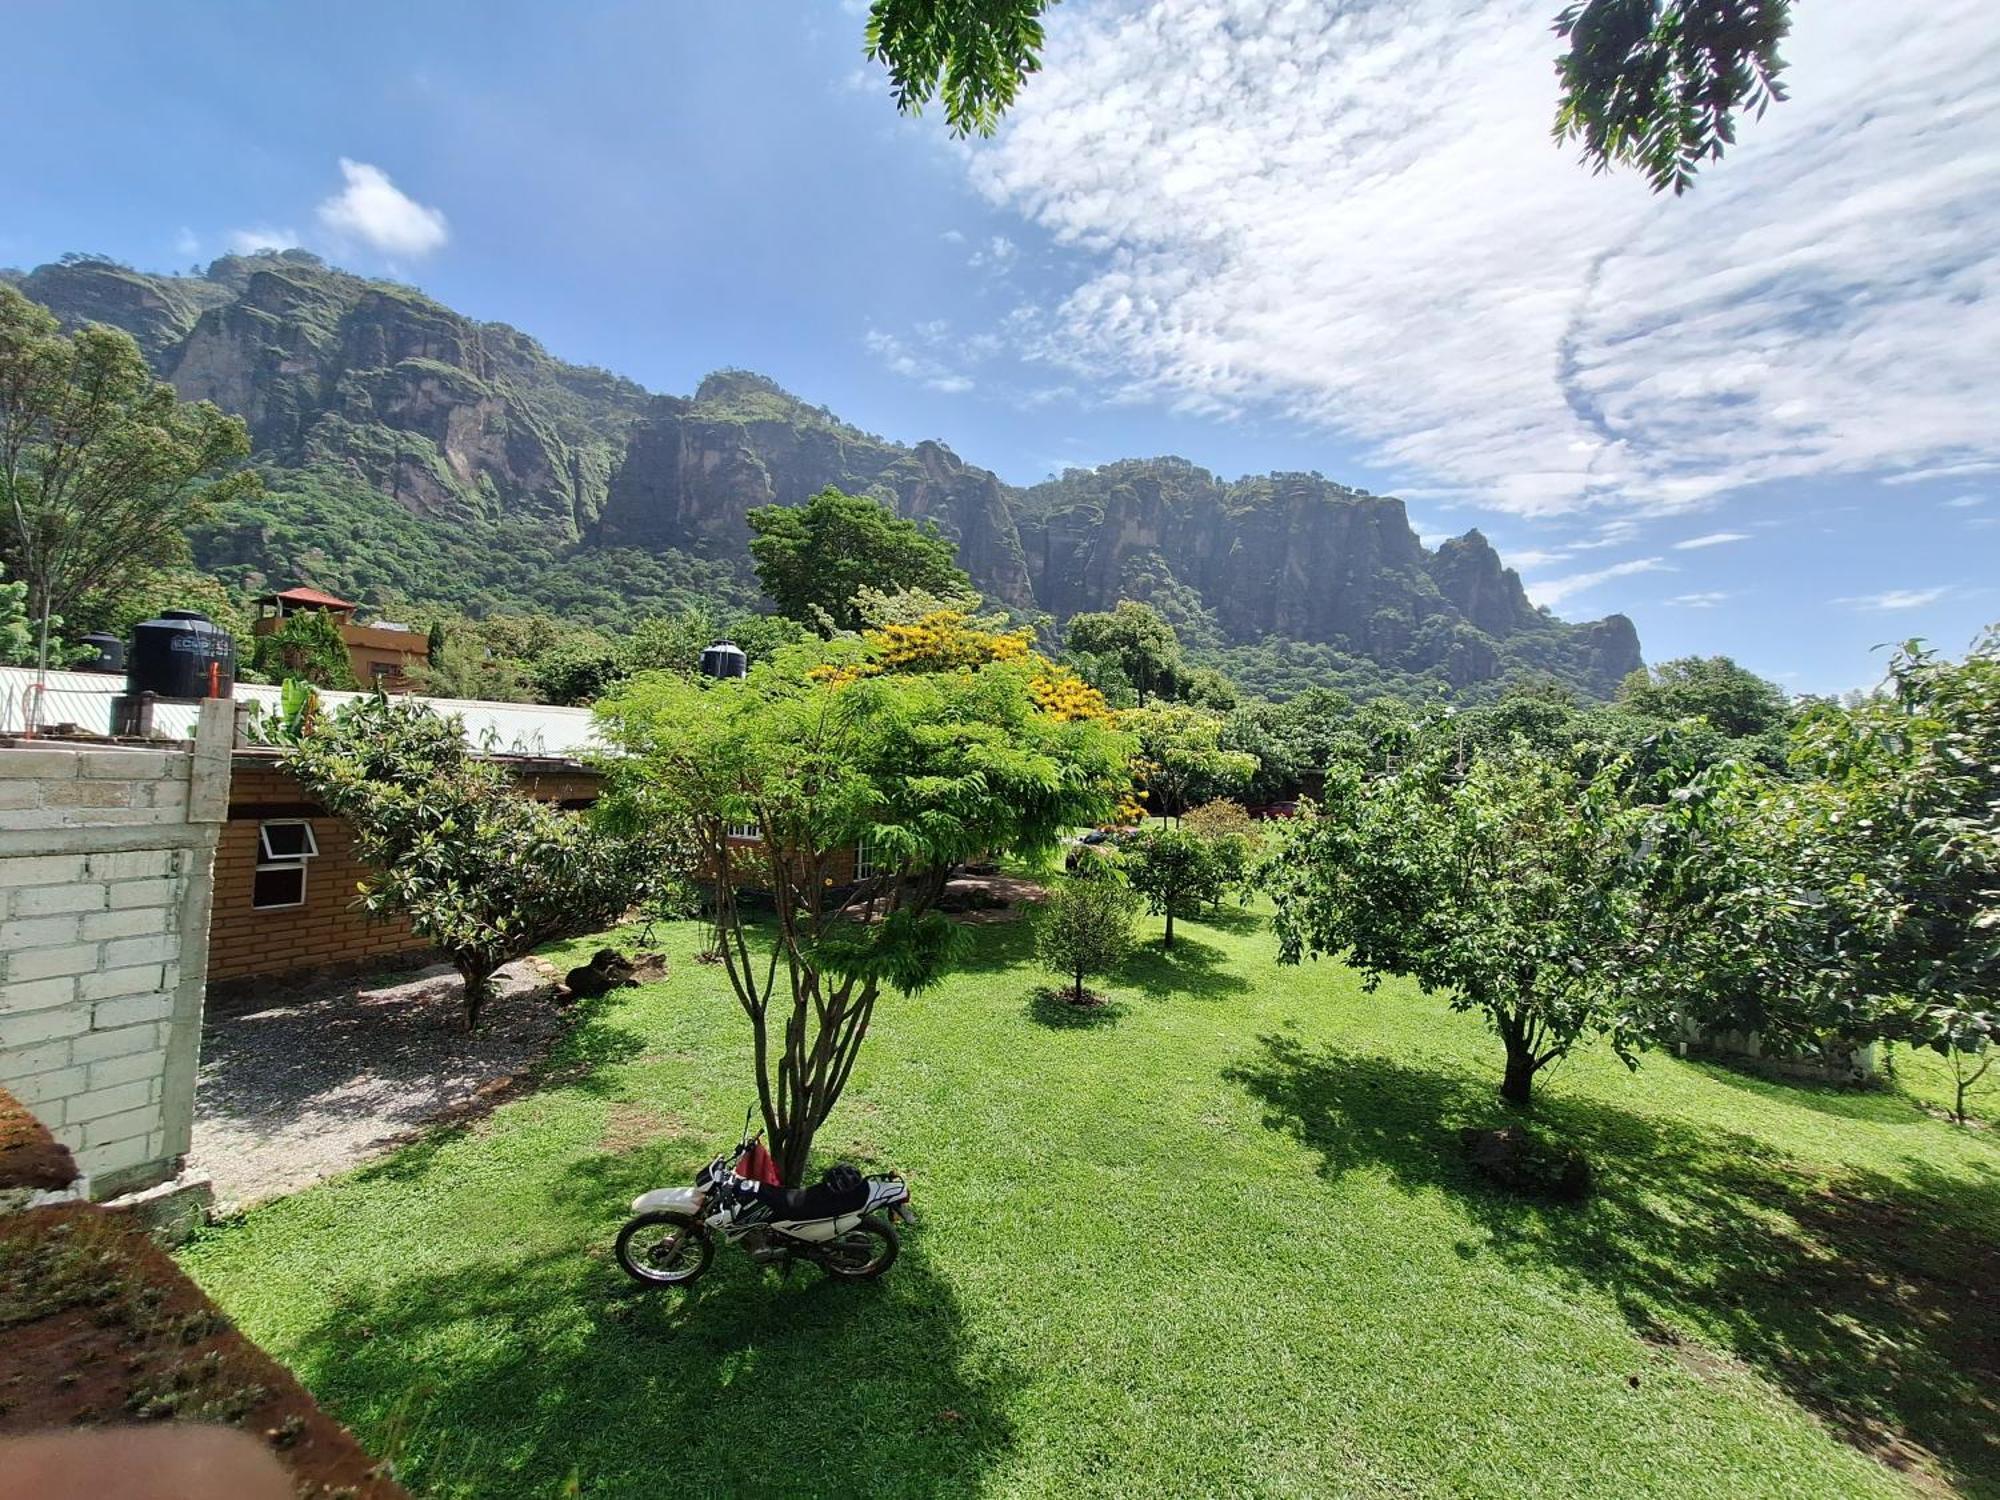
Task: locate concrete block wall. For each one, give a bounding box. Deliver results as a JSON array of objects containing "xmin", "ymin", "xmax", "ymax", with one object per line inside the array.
[{"xmin": 0, "ymin": 704, "xmax": 229, "ymax": 1198}]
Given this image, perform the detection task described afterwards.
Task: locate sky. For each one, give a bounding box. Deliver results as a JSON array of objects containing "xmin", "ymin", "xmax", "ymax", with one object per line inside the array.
[{"xmin": 3, "ymin": 0, "xmax": 1995, "ymax": 696}]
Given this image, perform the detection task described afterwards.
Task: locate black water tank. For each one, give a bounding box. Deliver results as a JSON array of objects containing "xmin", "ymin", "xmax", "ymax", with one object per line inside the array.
[
  {"xmin": 699, "ymin": 640, "xmax": 747, "ymax": 680},
  {"xmin": 76, "ymin": 634, "xmax": 125, "ymax": 674},
  {"xmin": 127, "ymin": 610, "xmax": 235, "ymax": 699}
]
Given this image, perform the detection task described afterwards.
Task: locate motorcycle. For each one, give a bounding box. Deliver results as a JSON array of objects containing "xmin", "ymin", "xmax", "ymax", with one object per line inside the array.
[{"xmin": 615, "ymin": 1114, "xmax": 915, "ymax": 1288}]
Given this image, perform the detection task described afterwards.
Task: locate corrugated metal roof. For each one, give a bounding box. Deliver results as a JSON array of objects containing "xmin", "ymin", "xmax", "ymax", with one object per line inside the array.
[{"xmin": 0, "ymin": 666, "xmax": 602, "ymax": 758}]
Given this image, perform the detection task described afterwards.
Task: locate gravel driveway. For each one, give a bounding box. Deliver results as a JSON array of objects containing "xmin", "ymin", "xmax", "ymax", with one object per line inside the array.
[{"xmin": 190, "ymin": 959, "xmax": 569, "ymax": 1211}]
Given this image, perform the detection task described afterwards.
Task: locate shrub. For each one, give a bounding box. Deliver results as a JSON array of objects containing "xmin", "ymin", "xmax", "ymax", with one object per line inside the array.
[{"xmin": 1035, "ymin": 871, "xmax": 1140, "ymax": 1004}]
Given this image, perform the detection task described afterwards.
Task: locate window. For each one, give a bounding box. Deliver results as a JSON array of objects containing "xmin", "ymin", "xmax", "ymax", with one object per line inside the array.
[
  {"xmin": 370, "ymin": 660, "xmax": 397, "ymax": 680},
  {"xmin": 854, "ymin": 834, "xmax": 881, "ymax": 882},
  {"xmin": 254, "ymin": 819, "xmax": 318, "ymax": 909},
  {"xmin": 258, "ymin": 821, "xmax": 318, "ymax": 861},
  {"xmin": 726, "ymin": 820, "xmax": 760, "ymax": 841}
]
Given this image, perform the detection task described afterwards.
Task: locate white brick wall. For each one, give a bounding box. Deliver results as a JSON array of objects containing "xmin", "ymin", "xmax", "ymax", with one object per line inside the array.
[{"xmin": 0, "ymin": 720, "xmax": 226, "ymax": 1198}]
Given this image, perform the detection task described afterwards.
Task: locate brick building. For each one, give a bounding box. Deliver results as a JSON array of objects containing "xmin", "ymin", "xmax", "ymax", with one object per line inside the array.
[{"xmin": 207, "ymin": 752, "xmax": 603, "ymax": 992}]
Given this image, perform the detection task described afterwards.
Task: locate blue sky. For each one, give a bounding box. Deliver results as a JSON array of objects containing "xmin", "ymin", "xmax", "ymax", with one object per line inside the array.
[{"xmin": 4, "ymin": 0, "xmax": 1995, "ymax": 695}]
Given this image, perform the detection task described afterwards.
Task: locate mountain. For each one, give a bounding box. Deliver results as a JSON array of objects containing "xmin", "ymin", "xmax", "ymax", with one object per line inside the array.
[{"xmin": 7, "ymin": 252, "xmax": 1642, "ymax": 700}]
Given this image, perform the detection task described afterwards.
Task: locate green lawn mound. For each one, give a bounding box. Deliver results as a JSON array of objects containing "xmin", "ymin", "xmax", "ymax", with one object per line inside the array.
[{"xmin": 180, "ymin": 909, "xmax": 2000, "ymax": 1500}]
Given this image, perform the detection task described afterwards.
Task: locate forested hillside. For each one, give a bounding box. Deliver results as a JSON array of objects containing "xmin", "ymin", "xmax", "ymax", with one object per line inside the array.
[{"xmin": 5, "ymin": 251, "xmax": 1642, "ymax": 700}]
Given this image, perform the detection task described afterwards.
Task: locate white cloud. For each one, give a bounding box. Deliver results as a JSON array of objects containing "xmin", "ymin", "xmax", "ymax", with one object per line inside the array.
[
  {"xmin": 940, "ymin": 229, "xmax": 967, "ymax": 245},
  {"xmin": 968, "ymin": 234, "xmax": 1019, "ymax": 272},
  {"xmin": 173, "ymin": 227, "xmax": 199, "ymax": 258},
  {"xmin": 1565, "ymin": 519, "xmax": 1642, "ymax": 551},
  {"xmin": 316, "ymin": 159, "xmax": 448, "ymax": 257},
  {"xmin": 1672, "ymin": 531, "xmax": 1750, "ymax": 550},
  {"xmin": 1835, "ymin": 586, "xmax": 1952, "ymax": 610},
  {"xmin": 864, "ymin": 328, "xmax": 975, "ymax": 395},
  {"xmin": 1942, "ymin": 494, "xmax": 1988, "ymax": 508},
  {"xmin": 1666, "ymin": 591, "xmax": 1731, "ymax": 608},
  {"xmin": 960, "ymin": 0, "xmax": 2000, "ymax": 520},
  {"xmin": 1524, "ymin": 557, "xmax": 1671, "ymax": 607},
  {"xmin": 227, "ymin": 226, "xmax": 299, "ymax": 254},
  {"xmin": 1504, "ymin": 548, "xmax": 1574, "ymax": 570}
]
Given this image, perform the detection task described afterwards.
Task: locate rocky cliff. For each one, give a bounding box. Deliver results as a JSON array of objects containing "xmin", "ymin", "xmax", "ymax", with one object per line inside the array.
[{"xmin": 11, "ymin": 252, "xmax": 1641, "ymax": 698}]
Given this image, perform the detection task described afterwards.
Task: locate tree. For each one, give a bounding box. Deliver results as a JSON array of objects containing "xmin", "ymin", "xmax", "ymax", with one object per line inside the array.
[
  {"xmin": 851, "ymin": 582, "xmax": 984, "ymax": 627},
  {"xmin": 1180, "ymin": 798, "xmax": 1264, "ymax": 908},
  {"xmin": 1176, "ymin": 664, "xmax": 1240, "ymax": 712},
  {"xmin": 1645, "ymin": 634, "xmax": 1998, "ymax": 1108},
  {"xmin": 0, "ymin": 562, "xmax": 36, "ymax": 666},
  {"xmin": 247, "ymin": 609, "xmax": 357, "ymax": 690},
  {"xmin": 68, "ymin": 565, "xmax": 254, "ymax": 652},
  {"xmin": 1225, "ymin": 687, "xmax": 1354, "ymax": 803},
  {"xmin": 1121, "ymin": 825, "xmax": 1225, "ymax": 950},
  {"xmin": 288, "ymin": 694, "xmax": 653, "ymax": 1029},
  {"xmin": 864, "ymin": 0, "xmax": 1794, "ymax": 194},
  {"xmin": 746, "ymin": 487, "xmax": 971, "ymax": 635},
  {"xmin": 410, "ymin": 629, "xmax": 533, "ymax": 703},
  {"xmin": 1065, "ymin": 600, "xmax": 1182, "ymax": 705},
  {"xmin": 1120, "ymin": 703, "xmax": 1258, "ymax": 819},
  {"xmin": 0, "ymin": 286, "xmax": 256, "ymax": 672},
  {"xmin": 532, "ymin": 634, "xmax": 626, "ymax": 706},
  {"xmin": 1796, "ymin": 635, "xmax": 1999, "ymax": 1110},
  {"xmin": 1035, "ymin": 868, "xmax": 1140, "ymax": 1004},
  {"xmin": 1268, "ymin": 746, "xmax": 1649, "ymax": 1106},
  {"xmin": 594, "ymin": 646, "xmax": 1132, "ymax": 1184},
  {"xmin": 1618, "ymin": 655, "xmax": 1790, "ymax": 740}
]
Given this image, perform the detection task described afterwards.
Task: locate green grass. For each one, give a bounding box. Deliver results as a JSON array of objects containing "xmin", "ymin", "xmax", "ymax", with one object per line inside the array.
[{"xmin": 179, "ymin": 907, "xmax": 2000, "ymax": 1499}]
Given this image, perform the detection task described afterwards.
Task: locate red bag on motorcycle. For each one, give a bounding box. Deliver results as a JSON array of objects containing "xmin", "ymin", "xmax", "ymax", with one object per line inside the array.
[{"xmin": 735, "ymin": 1137, "xmax": 781, "ymax": 1187}]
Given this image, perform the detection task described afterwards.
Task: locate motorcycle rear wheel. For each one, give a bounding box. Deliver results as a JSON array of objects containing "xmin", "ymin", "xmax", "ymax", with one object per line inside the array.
[
  {"xmin": 817, "ymin": 1215, "xmax": 899, "ymax": 1280},
  {"xmin": 615, "ymin": 1211, "xmax": 713, "ymax": 1287}
]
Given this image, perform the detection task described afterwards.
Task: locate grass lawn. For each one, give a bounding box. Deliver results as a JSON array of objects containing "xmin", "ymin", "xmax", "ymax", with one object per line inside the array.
[{"xmin": 180, "ymin": 905, "xmax": 2000, "ymax": 1499}]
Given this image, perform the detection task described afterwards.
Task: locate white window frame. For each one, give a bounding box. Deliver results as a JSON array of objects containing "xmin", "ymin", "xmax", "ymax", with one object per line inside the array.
[
  {"xmin": 254, "ymin": 819, "xmax": 318, "ymax": 910},
  {"xmin": 725, "ymin": 820, "xmax": 760, "ymax": 841},
  {"xmin": 854, "ymin": 834, "xmax": 881, "ymax": 882}
]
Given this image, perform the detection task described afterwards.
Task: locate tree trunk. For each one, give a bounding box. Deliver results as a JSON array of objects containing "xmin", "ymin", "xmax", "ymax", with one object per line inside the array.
[
  {"xmin": 773, "ymin": 1122, "xmax": 812, "ymax": 1189},
  {"xmin": 1952, "ymin": 1050, "xmax": 1990, "ymax": 1126},
  {"xmin": 1074, "ymin": 960, "xmax": 1087, "ymax": 1004},
  {"xmin": 1499, "ymin": 1028, "xmax": 1536, "ymax": 1107},
  {"xmin": 459, "ymin": 962, "xmax": 493, "ymax": 1032},
  {"xmin": 1163, "ymin": 907, "xmax": 1176, "ymax": 949}
]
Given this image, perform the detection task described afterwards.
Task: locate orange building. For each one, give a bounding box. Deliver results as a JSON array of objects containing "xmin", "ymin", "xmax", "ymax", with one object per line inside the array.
[{"xmin": 251, "ymin": 587, "xmax": 431, "ymax": 689}]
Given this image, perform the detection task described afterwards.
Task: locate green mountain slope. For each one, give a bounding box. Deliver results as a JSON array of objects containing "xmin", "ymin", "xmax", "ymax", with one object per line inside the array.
[{"xmin": 9, "ymin": 251, "xmax": 1642, "ymax": 698}]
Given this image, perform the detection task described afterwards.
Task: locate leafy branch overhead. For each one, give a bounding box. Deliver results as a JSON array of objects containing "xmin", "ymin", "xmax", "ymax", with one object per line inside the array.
[
  {"xmin": 1553, "ymin": 0, "xmax": 1793, "ymax": 194},
  {"xmin": 866, "ymin": 0, "xmax": 1052, "ymax": 138},
  {"xmin": 863, "ymin": 0, "xmax": 1795, "ymax": 192}
]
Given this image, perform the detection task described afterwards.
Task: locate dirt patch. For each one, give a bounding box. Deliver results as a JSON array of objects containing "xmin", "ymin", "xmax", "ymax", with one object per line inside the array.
[
  {"xmin": 191, "ymin": 958, "xmax": 572, "ymax": 1211},
  {"xmin": 598, "ymin": 1104, "xmax": 697, "ymax": 1154},
  {"xmin": 940, "ymin": 874, "xmax": 1050, "ymax": 925},
  {"xmin": 0, "ymin": 1204, "xmax": 405, "ymax": 1497},
  {"xmin": 0, "ymin": 1088, "xmax": 77, "ymax": 1195}
]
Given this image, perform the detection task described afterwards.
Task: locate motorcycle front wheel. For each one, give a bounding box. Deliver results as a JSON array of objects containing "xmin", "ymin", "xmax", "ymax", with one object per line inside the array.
[
  {"xmin": 615, "ymin": 1211, "xmax": 713, "ymax": 1287},
  {"xmin": 817, "ymin": 1215, "xmax": 899, "ymax": 1280}
]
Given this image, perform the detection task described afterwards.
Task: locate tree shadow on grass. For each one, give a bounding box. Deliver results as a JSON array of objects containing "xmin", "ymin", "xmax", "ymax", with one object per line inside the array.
[
  {"xmin": 1677, "ymin": 1054, "xmax": 1931, "ymax": 1125},
  {"xmin": 1185, "ymin": 904, "xmax": 1267, "ymax": 936},
  {"xmin": 1117, "ymin": 936, "xmax": 1252, "ymax": 1001},
  {"xmin": 1225, "ymin": 1034, "xmax": 2000, "ymax": 1498},
  {"xmin": 289, "ymin": 1143, "xmax": 1019, "ymax": 1500},
  {"xmin": 1025, "ymin": 986, "xmax": 1128, "ymax": 1029}
]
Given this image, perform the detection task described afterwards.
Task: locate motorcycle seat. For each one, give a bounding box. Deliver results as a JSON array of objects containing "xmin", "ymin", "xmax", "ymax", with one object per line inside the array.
[{"xmin": 745, "ymin": 1171, "xmax": 869, "ymax": 1224}]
